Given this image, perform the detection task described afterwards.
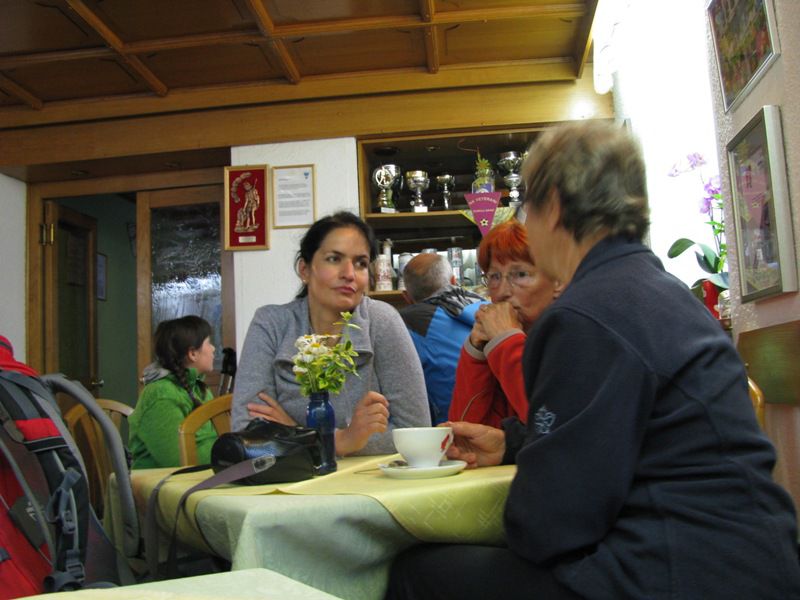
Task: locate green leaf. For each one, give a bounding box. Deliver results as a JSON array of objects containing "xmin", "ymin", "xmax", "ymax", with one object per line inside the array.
[
  {"xmin": 694, "ymin": 250, "xmax": 716, "ymax": 274},
  {"xmin": 708, "ymin": 272, "xmax": 729, "ymax": 290},
  {"xmin": 668, "ymin": 238, "xmax": 696, "ymax": 258},
  {"xmin": 697, "ymin": 243, "xmax": 720, "ymax": 272}
]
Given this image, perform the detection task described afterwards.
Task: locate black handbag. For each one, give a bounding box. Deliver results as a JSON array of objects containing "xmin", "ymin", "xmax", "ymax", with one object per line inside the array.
[{"xmin": 211, "ymin": 419, "xmax": 322, "ymax": 485}]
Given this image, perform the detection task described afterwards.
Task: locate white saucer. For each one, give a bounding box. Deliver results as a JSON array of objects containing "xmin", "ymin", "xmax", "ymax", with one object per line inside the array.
[{"xmin": 379, "ymin": 459, "xmax": 467, "ymax": 480}]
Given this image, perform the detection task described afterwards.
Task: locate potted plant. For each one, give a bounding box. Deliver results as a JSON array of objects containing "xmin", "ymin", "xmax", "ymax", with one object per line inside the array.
[{"xmin": 666, "ymin": 153, "xmax": 729, "ymax": 318}]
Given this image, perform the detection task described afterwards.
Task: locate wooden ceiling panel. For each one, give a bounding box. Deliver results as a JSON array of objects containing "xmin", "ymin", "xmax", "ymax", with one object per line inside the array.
[
  {"xmin": 264, "ymin": 0, "xmax": 421, "ymax": 25},
  {"xmin": 82, "ymin": 0, "xmax": 255, "ymax": 41},
  {"xmin": 6, "ymin": 58, "xmax": 150, "ymax": 102},
  {"xmin": 290, "ymin": 30, "xmax": 427, "ymax": 76},
  {"xmin": 440, "ymin": 17, "xmax": 579, "ymax": 65},
  {"xmin": 0, "ymin": 1, "xmax": 105, "ymax": 54},
  {"xmin": 0, "ymin": 0, "xmax": 600, "ymax": 182},
  {"xmin": 140, "ymin": 44, "xmax": 282, "ymax": 88}
]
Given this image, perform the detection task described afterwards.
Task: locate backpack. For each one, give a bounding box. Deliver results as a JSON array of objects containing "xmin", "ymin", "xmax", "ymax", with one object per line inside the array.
[{"xmin": 0, "ymin": 370, "xmax": 139, "ymax": 598}]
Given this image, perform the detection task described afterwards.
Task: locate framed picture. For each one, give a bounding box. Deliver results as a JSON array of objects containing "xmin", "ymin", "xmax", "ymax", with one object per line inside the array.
[
  {"xmin": 96, "ymin": 253, "xmax": 107, "ymax": 301},
  {"xmin": 707, "ymin": 0, "xmax": 780, "ymax": 112},
  {"xmin": 727, "ymin": 105, "xmax": 797, "ymax": 302},
  {"xmin": 224, "ymin": 165, "xmax": 269, "ymax": 251},
  {"xmin": 272, "ymin": 165, "xmax": 316, "ymax": 229}
]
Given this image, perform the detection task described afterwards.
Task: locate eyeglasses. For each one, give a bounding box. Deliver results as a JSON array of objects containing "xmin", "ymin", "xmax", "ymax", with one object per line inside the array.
[{"xmin": 482, "ymin": 270, "xmax": 534, "ymax": 289}]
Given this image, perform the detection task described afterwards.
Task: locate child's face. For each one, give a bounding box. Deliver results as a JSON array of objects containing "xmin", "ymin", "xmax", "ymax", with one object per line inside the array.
[{"xmin": 187, "ymin": 336, "xmax": 215, "ymax": 374}]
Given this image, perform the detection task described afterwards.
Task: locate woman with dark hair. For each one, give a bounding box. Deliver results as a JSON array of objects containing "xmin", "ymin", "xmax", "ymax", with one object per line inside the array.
[
  {"xmin": 232, "ymin": 211, "xmax": 430, "ymax": 455},
  {"xmin": 387, "ymin": 122, "xmax": 800, "ymax": 599},
  {"xmin": 129, "ymin": 315, "xmax": 217, "ymax": 468},
  {"xmin": 449, "ymin": 220, "xmax": 560, "ymax": 426}
]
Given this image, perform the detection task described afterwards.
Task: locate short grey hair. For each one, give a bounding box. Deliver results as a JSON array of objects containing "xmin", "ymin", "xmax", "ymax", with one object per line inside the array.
[
  {"xmin": 404, "ymin": 254, "xmax": 452, "ymax": 301},
  {"xmin": 522, "ymin": 121, "xmax": 650, "ymax": 242}
]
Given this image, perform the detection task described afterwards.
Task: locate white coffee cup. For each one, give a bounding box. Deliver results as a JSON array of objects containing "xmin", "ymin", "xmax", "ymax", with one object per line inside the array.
[{"xmin": 392, "ymin": 426, "xmax": 453, "ymax": 468}]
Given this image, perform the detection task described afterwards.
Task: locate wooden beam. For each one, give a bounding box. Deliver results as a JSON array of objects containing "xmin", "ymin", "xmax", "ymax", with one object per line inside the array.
[
  {"xmin": 125, "ymin": 31, "xmax": 265, "ymax": 54},
  {"xmin": 243, "ymin": 0, "xmax": 300, "ymax": 83},
  {"xmin": 0, "ymin": 47, "xmax": 114, "ymax": 69},
  {"xmin": 272, "ymin": 4, "xmax": 586, "ymax": 37},
  {"xmin": 0, "ymin": 74, "xmax": 43, "ymax": 110},
  {"xmin": 420, "ymin": 0, "xmax": 435, "ymax": 22},
  {"xmin": 0, "ymin": 59, "xmax": 576, "ymax": 129},
  {"xmin": 65, "ymin": 0, "xmax": 168, "ymax": 96},
  {"xmin": 0, "ymin": 74, "xmax": 612, "ymax": 166},
  {"xmin": 424, "ymin": 27, "xmax": 440, "ymax": 74},
  {"xmin": 574, "ymin": 0, "xmax": 599, "ymax": 79},
  {"xmin": 268, "ymin": 40, "xmax": 301, "ymax": 83},
  {"xmin": 245, "ymin": 0, "xmax": 276, "ymax": 35}
]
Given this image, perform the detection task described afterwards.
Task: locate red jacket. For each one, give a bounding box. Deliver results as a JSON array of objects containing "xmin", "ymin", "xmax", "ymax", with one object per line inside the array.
[
  {"xmin": 448, "ymin": 330, "xmax": 528, "ymax": 428},
  {"xmin": 0, "ymin": 335, "xmax": 38, "ymax": 377}
]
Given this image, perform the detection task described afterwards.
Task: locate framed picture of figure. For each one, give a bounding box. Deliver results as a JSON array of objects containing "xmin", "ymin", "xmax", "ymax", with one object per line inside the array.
[
  {"xmin": 727, "ymin": 105, "xmax": 796, "ymax": 302},
  {"xmin": 224, "ymin": 165, "xmax": 269, "ymax": 251},
  {"xmin": 707, "ymin": 0, "xmax": 780, "ymax": 112}
]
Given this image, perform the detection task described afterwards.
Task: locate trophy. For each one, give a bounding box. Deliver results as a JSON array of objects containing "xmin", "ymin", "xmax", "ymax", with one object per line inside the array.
[
  {"xmin": 436, "ymin": 173, "xmax": 454, "ymax": 210},
  {"xmin": 372, "ymin": 164, "xmax": 402, "ymax": 213},
  {"xmin": 405, "ymin": 170, "xmax": 429, "ymax": 213},
  {"xmin": 498, "ymin": 151, "xmax": 524, "ymax": 207}
]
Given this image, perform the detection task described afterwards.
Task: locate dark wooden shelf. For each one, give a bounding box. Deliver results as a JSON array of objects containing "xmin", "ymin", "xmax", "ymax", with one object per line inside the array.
[{"xmin": 364, "ymin": 210, "xmax": 474, "ymax": 230}]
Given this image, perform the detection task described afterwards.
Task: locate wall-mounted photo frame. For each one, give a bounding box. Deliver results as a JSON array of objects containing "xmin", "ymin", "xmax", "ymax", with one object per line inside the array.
[
  {"xmin": 224, "ymin": 165, "xmax": 269, "ymax": 251},
  {"xmin": 707, "ymin": 0, "xmax": 780, "ymax": 112},
  {"xmin": 727, "ymin": 105, "xmax": 796, "ymax": 302},
  {"xmin": 272, "ymin": 164, "xmax": 316, "ymax": 229},
  {"xmin": 96, "ymin": 253, "xmax": 107, "ymax": 301}
]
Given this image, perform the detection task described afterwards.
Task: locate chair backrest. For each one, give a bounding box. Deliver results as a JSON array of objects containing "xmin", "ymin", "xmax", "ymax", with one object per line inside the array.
[
  {"xmin": 178, "ymin": 393, "xmax": 233, "ymax": 466},
  {"xmin": 747, "ymin": 376, "xmax": 766, "ymax": 429},
  {"xmin": 64, "ymin": 398, "xmax": 134, "ymax": 517}
]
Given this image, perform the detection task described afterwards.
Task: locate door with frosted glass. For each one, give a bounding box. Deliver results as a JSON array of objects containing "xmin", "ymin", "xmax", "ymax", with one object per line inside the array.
[{"xmin": 136, "ymin": 185, "xmax": 234, "ymax": 393}]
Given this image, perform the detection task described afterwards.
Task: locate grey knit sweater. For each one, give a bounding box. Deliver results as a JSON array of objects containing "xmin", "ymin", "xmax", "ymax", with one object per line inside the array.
[{"xmin": 232, "ymin": 295, "xmax": 431, "ymax": 454}]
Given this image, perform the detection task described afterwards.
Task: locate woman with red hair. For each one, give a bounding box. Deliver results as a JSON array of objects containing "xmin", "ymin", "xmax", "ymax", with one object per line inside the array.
[{"xmin": 448, "ymin": 220, "xmax": 560, "ymax": 427}]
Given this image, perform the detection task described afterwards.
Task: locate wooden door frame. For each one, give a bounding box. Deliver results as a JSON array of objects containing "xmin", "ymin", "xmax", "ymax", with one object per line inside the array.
[
  {"xmin": 137, "ymin": 185, "xmax": 233, "ymax": 388},
  {"xmin": 26, "ymin": 168, "xmax": 223, "ymax": 373}
]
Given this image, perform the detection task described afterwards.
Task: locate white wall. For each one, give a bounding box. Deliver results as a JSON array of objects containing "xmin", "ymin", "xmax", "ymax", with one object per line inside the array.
[
  {"xmin": 0, "ymin": 173, "xmax": 27, "ymax": 360},
  {"xmin": 230, "ymin": 137, "xmax": 360, "ymax": 354}
]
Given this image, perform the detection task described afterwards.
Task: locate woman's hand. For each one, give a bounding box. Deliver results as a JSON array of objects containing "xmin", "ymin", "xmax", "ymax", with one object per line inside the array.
[
  {"xmin": 247, "ymin": 391, "xmax": 298, "ymax": 426},
  {"xmin": 476, "ymin": 302, "xmax": 522, "ymax": 340},
  {"xmin": 469, "ymin": 318, "xmax": 490, "ymax": 350},
  {"xmin": 335, "ymin": 391, "xmax": 389, "ymax": 455},
  {"xmin": 443, "ymin": 420, "xmax": 505, "ymax": 469}
]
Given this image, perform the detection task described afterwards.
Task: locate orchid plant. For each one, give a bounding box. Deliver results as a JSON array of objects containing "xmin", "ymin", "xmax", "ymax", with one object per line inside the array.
[
  {"xmin": 292, "ymin": 312, "xmax": 360, "ymax": 396},
  {"xmin": 667, "ymin": 153, "xmax": 729, "ymax": 291}
]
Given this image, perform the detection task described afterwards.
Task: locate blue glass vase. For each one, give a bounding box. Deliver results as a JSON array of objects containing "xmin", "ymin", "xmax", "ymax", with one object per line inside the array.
[{"xmin": 306, "ymin": 391, "xmax": 337, "ymax": 475}]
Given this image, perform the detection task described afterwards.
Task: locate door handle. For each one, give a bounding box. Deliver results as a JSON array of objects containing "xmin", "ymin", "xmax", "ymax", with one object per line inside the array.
[{"xmin": 91, "ymin": 379, "xmax": 105, "ymax": 388}]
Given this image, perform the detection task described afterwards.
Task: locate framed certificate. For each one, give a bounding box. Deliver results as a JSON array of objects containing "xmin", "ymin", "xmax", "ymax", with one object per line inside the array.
[{"xmin": 272, "ymin": 165, "xmax": 316, "ymax": 229}]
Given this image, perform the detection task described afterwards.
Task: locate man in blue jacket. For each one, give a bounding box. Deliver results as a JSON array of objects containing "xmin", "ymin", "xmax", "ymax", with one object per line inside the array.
[{"xmin": 399, "ymin": 253, "xmax": 486, "ymax": 424}]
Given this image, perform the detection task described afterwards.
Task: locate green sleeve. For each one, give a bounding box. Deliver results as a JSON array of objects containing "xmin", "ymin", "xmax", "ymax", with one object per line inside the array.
[{"xmin": 134, "ymin": 382, "xmax": 192, "ymax": 467}]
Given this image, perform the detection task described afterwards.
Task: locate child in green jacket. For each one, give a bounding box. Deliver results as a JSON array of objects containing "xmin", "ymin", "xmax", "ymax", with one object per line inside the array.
[{"xmin": 129, "ymin": 315, "xmax": 218, "ymax": 468}]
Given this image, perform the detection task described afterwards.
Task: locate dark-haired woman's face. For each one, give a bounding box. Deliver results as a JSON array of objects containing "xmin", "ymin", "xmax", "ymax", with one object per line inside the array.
[{"xmin": 299, "ymin": 226, "xmax": 370, "ymax": 313}]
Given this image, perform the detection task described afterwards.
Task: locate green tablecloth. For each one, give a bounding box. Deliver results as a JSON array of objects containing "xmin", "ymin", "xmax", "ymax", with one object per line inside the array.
[
  {"xmin": 21, "ymin": 568, "xmax": 341, "ymax": 599},
  {"xmin": 107, "ymin": 455, "xmax": 516, "ymax": 600}
]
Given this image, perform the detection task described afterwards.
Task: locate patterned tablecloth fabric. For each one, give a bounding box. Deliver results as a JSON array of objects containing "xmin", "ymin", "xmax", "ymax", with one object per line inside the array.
[{"xmin": 106, "ymin": 455, "xmax": 515, "ymax": 600}]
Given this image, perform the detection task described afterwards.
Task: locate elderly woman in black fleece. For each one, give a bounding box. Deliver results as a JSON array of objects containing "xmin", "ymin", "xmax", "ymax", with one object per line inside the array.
[{"xmin": 386, "ymin": 121, "xmax": 800, "ymax": 600}]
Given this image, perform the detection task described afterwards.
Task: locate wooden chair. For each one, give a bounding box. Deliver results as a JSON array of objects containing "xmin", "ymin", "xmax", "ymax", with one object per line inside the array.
[
  {"xmin": 178, "ymin": 393, "xmax": 233, "ymax": 466},
  {"xmin": 64, "ymin": 398, "xmax": 134, "ymax": 517},
  {"xmin": 747, "ymin": 376, "xmax": 766, "ymax": 430}
]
